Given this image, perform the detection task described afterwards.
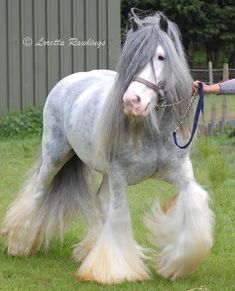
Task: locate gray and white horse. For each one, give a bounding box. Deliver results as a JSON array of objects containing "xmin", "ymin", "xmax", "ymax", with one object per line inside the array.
[{"xmin": 2, "ymin": 12, "xmax": 214, "ymax": 284}]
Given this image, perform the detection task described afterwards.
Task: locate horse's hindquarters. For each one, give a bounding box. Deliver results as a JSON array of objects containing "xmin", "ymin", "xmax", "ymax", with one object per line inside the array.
[{"xmin": 61, "ymin": 73, "xmax": 115, "ymax": 172}]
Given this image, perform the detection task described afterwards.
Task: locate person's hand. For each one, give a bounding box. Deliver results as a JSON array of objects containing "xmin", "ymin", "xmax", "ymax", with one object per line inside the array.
[
  {"xmin": 192, "ymin": 80, "xmax": 200, "ymax": 95},
  {"xmin": 192, "ymin": 81, "xmax": 209, "ymax": 95}
]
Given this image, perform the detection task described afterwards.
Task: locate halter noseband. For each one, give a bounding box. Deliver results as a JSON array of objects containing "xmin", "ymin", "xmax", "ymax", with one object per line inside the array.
[
  {"xmin": 133, "ymin": 76, "xmax": 166, "ymax": 106},
  {"xmin": 132, "ymin": 59, "xmax": 166, "ymax": 106}
]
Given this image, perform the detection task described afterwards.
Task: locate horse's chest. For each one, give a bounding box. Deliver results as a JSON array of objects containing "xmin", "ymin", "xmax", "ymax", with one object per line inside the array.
[
  {"xmin": 118, "ymin": 145, "xmax": 160, "ymax": 185},
  {"xmin": 118, "ymin": 140, "xmax": 177, "ymax": 185}
]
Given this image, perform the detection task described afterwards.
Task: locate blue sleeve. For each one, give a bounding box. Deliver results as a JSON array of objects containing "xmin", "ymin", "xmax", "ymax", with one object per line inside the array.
[{"xmin": 220, "ymin": 78, "xmax": 235, "ymax": 95}]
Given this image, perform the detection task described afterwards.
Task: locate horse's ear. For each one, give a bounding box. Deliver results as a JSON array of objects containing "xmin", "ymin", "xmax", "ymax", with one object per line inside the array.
[
  {"xmin": 159, "ymin": 15, "xmax": 168, "ymax": 33},
  {"xmin": 129, "ymin": 13, "xmax": 138, "ymax": 31}
]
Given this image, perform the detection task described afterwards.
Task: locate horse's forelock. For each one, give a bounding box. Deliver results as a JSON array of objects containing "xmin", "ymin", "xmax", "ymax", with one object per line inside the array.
[{"xmin": 117, "ymin": 26, "xmax": 158, "ymax": 89}]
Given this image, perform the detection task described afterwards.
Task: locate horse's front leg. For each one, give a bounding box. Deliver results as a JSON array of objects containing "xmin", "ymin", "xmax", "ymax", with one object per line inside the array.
[
  {"xmin": 75, "ymin": 163, "xmax": 150, "ymax": 284},
  {"xmin": 146, "ymin": 157, "xmax": 215, "ymax": 280}
]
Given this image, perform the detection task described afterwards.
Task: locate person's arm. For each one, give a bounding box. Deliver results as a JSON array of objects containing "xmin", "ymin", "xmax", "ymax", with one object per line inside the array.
[
  {"xmin": 203, "ymin": 83, "xmax": 220, "ymax": 94},
  {"xmin": 219, "ymin": 78, "xmax": 235, "ymax": 95},
  {"xmin": 192, "ymin": 78, "xmax": 235, "ymax": 95},
  {"xmin": 192, "ymin": 81, "xmax": 219, "ymax": 95}
]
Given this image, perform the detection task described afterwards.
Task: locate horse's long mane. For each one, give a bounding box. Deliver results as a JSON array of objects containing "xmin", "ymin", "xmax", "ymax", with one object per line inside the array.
[{"xmin": 95, "ymin": 10, "xmax": 193, "ymax": 162}]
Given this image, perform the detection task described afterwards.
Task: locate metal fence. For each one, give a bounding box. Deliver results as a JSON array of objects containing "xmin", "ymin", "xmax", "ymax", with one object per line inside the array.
[{"xmin": 0, "ymin": 0, "xmax": 120, "ymax": 115}]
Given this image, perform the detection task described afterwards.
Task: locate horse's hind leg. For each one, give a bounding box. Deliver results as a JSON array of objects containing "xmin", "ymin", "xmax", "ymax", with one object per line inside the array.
[
  {"xmin": 2, "ymin": 120, "xmax": 73, "ymax": 256},
  {"xmin": 73, "ymin": 175, "xmax": 109, "ymax": 262}
]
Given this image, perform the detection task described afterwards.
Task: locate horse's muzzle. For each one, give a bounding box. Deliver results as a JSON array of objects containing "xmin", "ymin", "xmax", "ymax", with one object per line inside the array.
[{"xmin": 123, "ymin": 91, "xmax": 151, "ymax": 116}]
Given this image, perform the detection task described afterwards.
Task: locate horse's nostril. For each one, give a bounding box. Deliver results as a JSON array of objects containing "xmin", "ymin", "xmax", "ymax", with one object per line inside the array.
[{"xmin": 131, "ymin": 95, "xmax": 141, "ymax": 104}]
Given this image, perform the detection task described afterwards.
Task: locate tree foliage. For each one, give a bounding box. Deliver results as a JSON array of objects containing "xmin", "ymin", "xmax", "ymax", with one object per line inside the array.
[{"xmin": 121, "ymin": 0, "xmax": 235, "ymax": 67}]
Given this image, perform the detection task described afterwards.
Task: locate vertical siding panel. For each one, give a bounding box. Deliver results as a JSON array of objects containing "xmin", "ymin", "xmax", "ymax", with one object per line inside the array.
[
  {"xmin": 8, "ymin": 0, "xmax": 21, "ymax": 110},
  {"xmin": 59, "ymin": 0, "xmax": 72, "ymax": 78},
  {"xmin": 107, "ymin": 0, "xmax": 120, "ymax": 70},
  {"xmin": 34, "ymin": 0, "xmax": 47, "ymax": 106},
  {"xmin": 98, "ymin": 0, "xmax": 108, "ymax": 69},
  {"xmin": 0, "ymin": 0, "xmax": 8, "ymax": 115},
  {"xmin": 85, "ymin": 0, "xmax": 97, "ymax": 70},
  {"xmin": 47, "ymin": 0, "xmax": 60, "ymax": 92},
  {"xmin": 21, "ymin": 0, "xmax": 34, "ymax": 110},
  {"xmin": 0, "ymin": 0, "xmax": 121, "ymax": 114},
  {"xmin": 72, "ymin": 0, "xmax": 85, "ymax": 72}
]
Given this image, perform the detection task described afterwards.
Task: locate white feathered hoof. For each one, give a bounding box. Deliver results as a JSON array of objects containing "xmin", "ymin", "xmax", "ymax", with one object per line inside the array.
[
  {"xmin": 2, "ymin": 172, "xmax": 45, "ymax": 256},
  {"xmin": 145, "ymin": 184, "xmax": 214, "ymax": 280},
  {"xmin": 74, "ymin": 224, "xmax": 150, "ymax": 284},
  {"xmin": 2, "ymin": 222, "xmax": 43, "ymax": 256},
  {"xmin": 2, "ymin": 206, "xmax": 44, "ymax": 256},
  {"xmin": 156, "ymin": 238, "xmax": 212, "ymax": 280}
]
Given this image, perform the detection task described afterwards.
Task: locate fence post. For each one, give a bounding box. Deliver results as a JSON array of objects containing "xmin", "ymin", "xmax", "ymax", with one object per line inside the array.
[
  {"xmin": 222, "ymin": 63, "xmax": 228, "ymax": 132},
  {"xmin": 208, "ymin": 61, "xmax": 213, "ymax": 84},
  {"xmin": 221, "ymin": 95, "xmax": 227, "ymax": 132},
  {"xmin": 223, "ymin": 63, "xmax": 229, "ymax": 81},
  {"xmin": 209, "ymin": 101, "xmax": 216, "ymax": 135}
]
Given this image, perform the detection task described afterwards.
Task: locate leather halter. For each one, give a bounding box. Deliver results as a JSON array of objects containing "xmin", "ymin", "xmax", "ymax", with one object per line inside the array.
[{"xmin": 133, "ymin": 76, "xmax": 160, "ymax": 94}]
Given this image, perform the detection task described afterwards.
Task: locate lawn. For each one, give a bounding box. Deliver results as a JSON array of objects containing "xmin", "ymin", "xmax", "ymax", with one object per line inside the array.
[{"xmin": 0, "ymin": 134, "xmax": 234, "ymax": 291}]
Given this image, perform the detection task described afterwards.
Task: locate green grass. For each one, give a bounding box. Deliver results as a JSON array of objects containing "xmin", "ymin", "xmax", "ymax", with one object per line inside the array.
[{"xmin": 0, "ymin": 135, "xmax": 235, "ymax": 290}]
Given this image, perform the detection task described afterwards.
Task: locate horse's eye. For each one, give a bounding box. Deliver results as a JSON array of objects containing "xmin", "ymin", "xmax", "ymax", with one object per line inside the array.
[{"xmin": 158, "ymin": 55, "xmax": 165, "ymax": 61}]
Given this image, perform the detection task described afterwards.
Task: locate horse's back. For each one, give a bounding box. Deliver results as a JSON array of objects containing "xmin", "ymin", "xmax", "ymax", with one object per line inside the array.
[
  {"xmin": 45, "ymin": 69, "xmax": 116, "ymax": 112},
  {"xmin": 43, "ymin": 69, "xmax": 116, "ymax": 136}
]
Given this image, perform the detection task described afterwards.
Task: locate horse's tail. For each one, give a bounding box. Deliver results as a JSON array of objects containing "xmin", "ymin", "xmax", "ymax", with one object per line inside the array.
[
  {"xmin": 145, "ymin": 182, "xmax": 214, "ymax": 280},
  {"xmin": 2, "ymin": 154, "xmax": 95, "ymax": 255}
]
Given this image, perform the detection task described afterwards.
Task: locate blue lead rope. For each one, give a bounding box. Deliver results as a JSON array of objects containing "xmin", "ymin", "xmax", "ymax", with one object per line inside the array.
[{"xmin": 173, "ymin": 82, "xmax": 204, "ymax": 149}]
